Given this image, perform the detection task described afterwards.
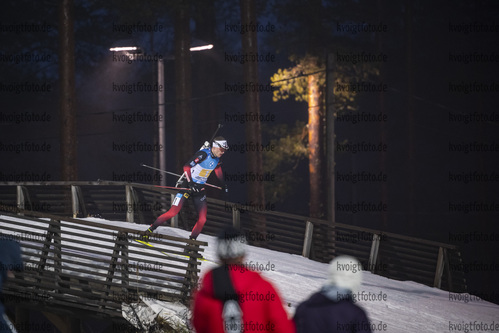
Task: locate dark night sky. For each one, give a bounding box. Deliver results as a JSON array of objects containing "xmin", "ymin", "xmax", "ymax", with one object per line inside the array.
[{"xmin": 0, "ymin": 0, "xmax": 498, "ymax": 304}]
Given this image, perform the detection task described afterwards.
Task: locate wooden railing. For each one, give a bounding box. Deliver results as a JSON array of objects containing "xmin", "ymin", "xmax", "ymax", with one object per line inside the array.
[
  {"xmin": 0, "ymin": 181, "xmax": 467, "ymax": 293},
  {"xmin": 228, "ymin": 204, "xmax": 466, "ymax": 292},
  {"xmin": 0, "ymin": 210, "xmax": 206, "ymax": 320}
]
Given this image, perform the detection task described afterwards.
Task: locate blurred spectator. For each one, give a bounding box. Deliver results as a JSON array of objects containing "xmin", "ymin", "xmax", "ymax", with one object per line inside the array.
[
  {"xmin": 0, "ymin": 238, "xmax": 23, "ymax": 333},
  {"xmin": 294, "ymin": 255, "xmax": 372, "ymax": 333},
  {"xmin": 192, "ymin": 226, "xmax": 295, "ymax": 333}
]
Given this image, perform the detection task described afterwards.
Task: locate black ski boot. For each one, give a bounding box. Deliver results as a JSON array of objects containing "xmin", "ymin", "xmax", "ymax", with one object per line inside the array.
[{"xmin": 140, "ymin": 227, "xmax": 154, "ymax": 242}]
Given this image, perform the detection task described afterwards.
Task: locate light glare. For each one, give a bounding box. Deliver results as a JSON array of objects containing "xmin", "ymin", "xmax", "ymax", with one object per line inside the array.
[
  {"xmin": 189, "ymin": 44, "xmax": 214, "ymax": 52},
  {"xmin": 109, "ymin": 46, "xmax": 138, "ymax": 52}
]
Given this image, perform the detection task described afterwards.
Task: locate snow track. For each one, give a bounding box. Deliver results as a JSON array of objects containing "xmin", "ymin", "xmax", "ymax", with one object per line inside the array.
[{"xmin": 2, "ymin": 215, "xmax": 497, "ymax": 332}]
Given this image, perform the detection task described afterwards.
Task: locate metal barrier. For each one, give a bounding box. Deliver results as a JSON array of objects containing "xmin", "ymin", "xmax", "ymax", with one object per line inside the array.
[{"xmin": 0, "ymin": 181, "xmax": 467, "ymax": 293}]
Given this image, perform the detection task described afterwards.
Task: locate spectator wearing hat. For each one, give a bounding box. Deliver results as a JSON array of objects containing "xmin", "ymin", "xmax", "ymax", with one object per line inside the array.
[
  {"xmin": 294, "ymin": 255, "xmax": 372, "ymax": 333},
  {"xmin": 192, "ymin": 227, "xmax": 295, "ymax": 333}
]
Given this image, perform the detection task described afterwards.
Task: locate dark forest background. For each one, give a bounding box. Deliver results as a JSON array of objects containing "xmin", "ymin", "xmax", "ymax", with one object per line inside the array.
[{"xmin": 1, "ymin": 0, "xmax": 498, "ymax": 304}]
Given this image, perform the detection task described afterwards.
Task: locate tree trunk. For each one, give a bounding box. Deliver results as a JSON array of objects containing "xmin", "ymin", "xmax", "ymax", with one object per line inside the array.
[
  {"xmin": 240, "ymin": 0, "xmax": 266, "ymax": 236},
  {"xmin": 326, "ymin": 53, "xmax": 335, "ymax": 223},
  {"xmin": 175, "ymin": 2, "xmax": 193, "ymax": 171},
  {"xmin": 59, "ymin": 0, "xmax": 77, "ymax": 181},
  {"xmin": 378, "ymin": 0, "xmax": 388, "ymax": 229},
  {"xmin": 405, "ymin": 0, "xmax": 415, "ymax": 233},
  {"xmin": 308, "ymin": 70, "xmax": 322, "ymax": 218}
]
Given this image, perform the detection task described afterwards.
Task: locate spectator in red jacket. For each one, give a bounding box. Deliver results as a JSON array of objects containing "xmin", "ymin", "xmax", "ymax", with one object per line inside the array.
[{"xmin": 192, "ymin": 227, "xmax": 295, "ymax": 333}]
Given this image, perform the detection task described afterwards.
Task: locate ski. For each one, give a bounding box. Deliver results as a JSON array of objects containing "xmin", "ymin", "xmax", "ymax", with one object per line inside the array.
[
  {"xmin": 133, "ymin": 239, "xmax": 171, "ymax": 257},
  {"xmin": 133, "ymin": 238, "xmax": 212, "ymax": 263}
]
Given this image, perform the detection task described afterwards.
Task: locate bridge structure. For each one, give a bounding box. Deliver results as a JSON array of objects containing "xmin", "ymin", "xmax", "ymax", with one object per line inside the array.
[{"xmin": 0, "ymin": 181, "xmax": 467, "ymax": 331}]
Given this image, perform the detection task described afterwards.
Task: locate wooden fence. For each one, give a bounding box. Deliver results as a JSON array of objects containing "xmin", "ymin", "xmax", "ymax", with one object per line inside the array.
[
  {"xmin": 0, "ymin": 181, "xmax": 467, "ymax": 294},
  {"xmin": 0, "ymin": 209, "xmax": 206, "ymax": 323}
]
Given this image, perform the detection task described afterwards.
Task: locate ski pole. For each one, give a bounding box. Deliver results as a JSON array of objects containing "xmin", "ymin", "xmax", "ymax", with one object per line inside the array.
[
  {"xmin": 154, "ymin": 185, "xmax": 201, "ymax": 191},
  {"xmin": 140, "ymin": 163, "xmax": 182, "ymax": 178},
  {"xmin": 140, "ymin": 163, "xmax": 222, "ymax": 190}
]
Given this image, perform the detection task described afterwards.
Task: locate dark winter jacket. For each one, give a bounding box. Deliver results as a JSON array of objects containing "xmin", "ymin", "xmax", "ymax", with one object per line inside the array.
[
  {"xmin": 294, "ymin": 285, "xmax": 372, "ymax": 333},
  {"xmin": 0, "ymin": 239, "xmax": 23, "ymax": 333},
  {"xmin": 192, "ymin": 264, "xmax": 296, "ymax": 333}
]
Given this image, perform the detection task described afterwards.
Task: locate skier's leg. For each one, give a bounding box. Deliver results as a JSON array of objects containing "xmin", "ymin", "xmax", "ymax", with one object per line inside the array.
[
  {"xmin": 148, "ymin": 192, "xmax": 189, "ymax": 233},
  {"xmin": 189, "ymin": 194, "xmax": 207, "ymax": 240}
]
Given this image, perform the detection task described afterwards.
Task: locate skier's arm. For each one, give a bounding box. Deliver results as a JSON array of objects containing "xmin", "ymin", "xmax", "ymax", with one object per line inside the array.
[
  {"xmin": 183, "ymin": 151, "xmax": 208, "ymax": 182},
  {"xmin": 183, "ymin": 151, "xmax": 210, "ymax": 193},
  {"xmin": 183, "ymin": 164, "xmax": 192, "ymax": 182},
  {"xmin": 214, "ymin": 164, "xmax": 223, "ymax": 183},
  {"xmin": 213, "ymin": 164, "xmax": 228, "ymax": 193}
]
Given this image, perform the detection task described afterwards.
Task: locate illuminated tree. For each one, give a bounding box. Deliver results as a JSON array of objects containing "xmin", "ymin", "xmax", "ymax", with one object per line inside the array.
[
  {"xmin": 270, "ymin": 54, "xmax": 379, "ymax": 218},
  {"xmin": 271, "ymin": 54, "xmax": 324, "ymax": 217}
]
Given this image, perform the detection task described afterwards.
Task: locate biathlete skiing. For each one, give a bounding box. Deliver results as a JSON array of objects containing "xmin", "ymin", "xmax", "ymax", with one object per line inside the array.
[{"xmin": 143, "ymin": 136, "xmax": 229, "ymax": 241}]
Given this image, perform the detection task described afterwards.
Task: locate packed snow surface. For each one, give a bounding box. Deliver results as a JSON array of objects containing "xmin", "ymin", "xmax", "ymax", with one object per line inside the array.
[{"xmin": 1, "ymin": 215, "xmax": 498, "ymax": 332}]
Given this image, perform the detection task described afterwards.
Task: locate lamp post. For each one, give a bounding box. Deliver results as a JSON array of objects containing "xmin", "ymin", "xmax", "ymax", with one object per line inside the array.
[{"xmin": 109, "ymin": 42, "xmax": 213, "ymax": 186}]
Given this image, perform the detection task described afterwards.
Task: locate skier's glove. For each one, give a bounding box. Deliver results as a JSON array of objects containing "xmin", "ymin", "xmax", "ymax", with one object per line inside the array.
[{"xmin": 189, "ymin": 182, "xmax": 200, "ymax": 193}]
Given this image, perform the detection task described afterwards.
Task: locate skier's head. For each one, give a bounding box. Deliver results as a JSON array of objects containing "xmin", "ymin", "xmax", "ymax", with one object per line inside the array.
[
  {"xmin": 212, "ymin": 136, "xmax": 228, "ymax": 158},
  {"xmin": 326, "ymin": 255, "xmax": 363, "ymax": 293},
  {"xmin": 216, "ymin": 226, "xmax": 246, "ymax": 264}
]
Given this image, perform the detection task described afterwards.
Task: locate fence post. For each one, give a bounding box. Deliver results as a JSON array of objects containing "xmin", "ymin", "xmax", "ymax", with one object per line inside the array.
[
  {"xmin": 302, "ymin": 221, "xmax": 314, "ymax": 258},
  {"xmin": 102, "ymin": 231, "xmax": 129, "ymax": 307},
  {"xmin": 368, "ymin": 234, "xmax": 381, "ymax": 272},
  {"xmin": 233, "ymin": 205, "xmax": 240, "ymax": 230},
  {"xmin": 434, "ymin": 246, "xmax": 445, "ymax": 288},
  {"xmin": 17, "ymin": 185, "xmax": 25, "ymax": 215},
  {"xmin": 71, "ymin": 185, "xmax": 79, "ymax": 218},
  {"xmin": 38, "ymin": 219, "xmax": 62, "ymax": 287},
  {"xmin": 125, "ymin": 185, "xmax": 134, "ymax": 223},
  {"xmin": 71, "ymin": 185, "xmax": 87, "ymax": 218},
  {"xmin": 444, "ymin": 248, "xmax": 453, "ymax": 291},
  {"xmin": 181, "ymin": 240, "xmax": 201, "ymax": 305},
  {"xmin": 53, "ymin": 219, "xmax": 62, "ymax": 278}
]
